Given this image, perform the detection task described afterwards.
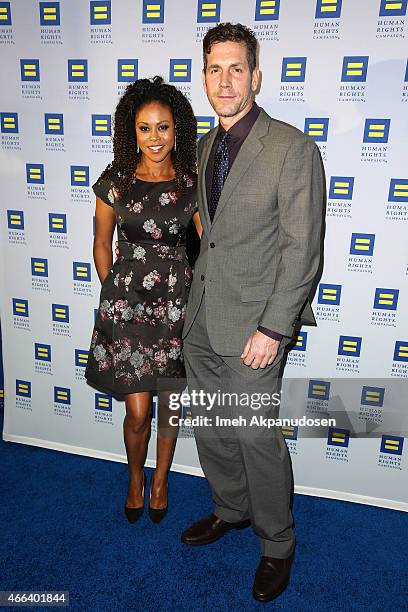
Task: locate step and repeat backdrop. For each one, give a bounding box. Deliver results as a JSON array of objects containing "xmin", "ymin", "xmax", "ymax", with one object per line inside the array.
[{"xmin": 1, "ymin": 0, "xmax": 407, "ymax": 510}]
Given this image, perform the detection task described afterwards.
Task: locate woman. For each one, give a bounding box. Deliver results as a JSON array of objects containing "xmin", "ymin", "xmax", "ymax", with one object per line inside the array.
[{"xmin": 85, "ymin": 76, "xmax": 201, "ymax": 523}]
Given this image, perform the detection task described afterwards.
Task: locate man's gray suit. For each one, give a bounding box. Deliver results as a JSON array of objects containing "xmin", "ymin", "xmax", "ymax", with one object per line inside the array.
[{"xmin": 183, "ymin": 108, "xmax": 324, "ymax": 558}]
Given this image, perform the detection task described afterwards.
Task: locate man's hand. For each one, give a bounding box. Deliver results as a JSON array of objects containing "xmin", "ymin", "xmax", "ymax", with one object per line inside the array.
[{"xmin": 240, "ymin": 330, "xmax": 280, "ymax": 369}]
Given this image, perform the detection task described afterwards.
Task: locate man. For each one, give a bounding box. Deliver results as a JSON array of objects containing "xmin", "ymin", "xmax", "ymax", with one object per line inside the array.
[{"xmin": 181, "ymin": 23, "xmax": 324, "ymax": 602}]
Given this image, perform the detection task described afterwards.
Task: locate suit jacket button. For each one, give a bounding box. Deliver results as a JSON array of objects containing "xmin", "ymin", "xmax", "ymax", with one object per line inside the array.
[
  {"xmin": 210, "ymin": 242, "xmax": 215, "ymax": 248},
  {"xmin": 201, "ymin": 274, "xmax": 205, "ymax": 281}
]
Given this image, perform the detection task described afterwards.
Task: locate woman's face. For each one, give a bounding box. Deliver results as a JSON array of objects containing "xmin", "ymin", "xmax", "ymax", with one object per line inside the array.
[{"xmin": 135, "ymin": 101, "xmax": 175, "ymax": 164}]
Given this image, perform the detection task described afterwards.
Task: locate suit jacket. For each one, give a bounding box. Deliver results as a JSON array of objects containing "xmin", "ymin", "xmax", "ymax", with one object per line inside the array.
[{"xmin": 182, "ymin": 107, "xmax": 324, "ymax": 355}]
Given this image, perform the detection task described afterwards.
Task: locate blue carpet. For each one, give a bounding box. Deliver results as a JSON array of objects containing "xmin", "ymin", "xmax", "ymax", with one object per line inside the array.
[{"xmin": 0, "ymin": 435, "xmax": 406, "ymax": 612}]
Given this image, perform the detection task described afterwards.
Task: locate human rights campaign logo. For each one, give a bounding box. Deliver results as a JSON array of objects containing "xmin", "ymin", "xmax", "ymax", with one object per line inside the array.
[
  {"xmin": 31, "ymin": 257, "xmax": 48, "ymax": 277},
  {"xmin": 20, "ymin": 59, "xmax": 40, "ymax": 81},
  {"xmin": 0, "ymin": 2, "xmax": 12, "ymax": 25},
  {"xmin": 169, "ymin": 59, "xmax": 192, "ymax": 83},
  {"xmin": 196, "ymin": 116, "xmax": 215, "ymax": 139},
  {"xmin": 349, "ymin": 233, "xmax": 375, "ymax": 256},
  {"xmin": 118, "ymin": 59, "xmax": 138, "ymax": 82},
  {"xmin": 341, "ymin": 56, "xmax": 369, "ymax": 82},
  {"xmin": 361, "ymin": 386, "xmax": 385, "ymax": 407},
  {"xmin": 26, "ymin": 163, "xmax": 44, "ymax": 184},
  {"xmin": 75, "ymin": 349, "xmax": 89, "ymax": 367},
  {"xmin": 35, "ymin": 343, "xmax": 51, "ymax": 362},
  {"xmin": 143, "ymin": 0, "xmax": 164, "ymax": 23},
  {"xmin": 281, "ymin": 57, "xmax": 307, "ymax": 82},
  {"xmin": 304, "ymin": 118, "xmax": 329, "ymax": 142},
  {"xmin": 255, "ymin": 0, "xmax": 281, "ymax": 20},
  {"xmin": 281, "ymin": 425, "xmax": 298, "ymax": 440},
  {"xmin": 68, "ymin": 60, "xmax": 88, "ymax": 82},
  {"xmin": 329, "ymin": 176, "xmax": 354, "ymax": 200},
  {"xmin": 380, "ymin": 435, "xmax": 404, "ymax": 455},
  {"xmin": 338, "ymin": 335, "xmax": 362, "ymax": 357},
  {"xmin": 70, "ymin": 166, "xmax": 89, "ymax": 186},
  {"xmin": 1, "ymin": 112, "xmax": 18, "ymax": 133},
  {"xmin": 315, "ymin": 0, "xmax": 342, "ymax": 18},
  {"xmin": 388, "ymin": 179, "xmax": 408, "ymax": 202},
  {"xmin": 39, "ymin": 2, "xmax": 60, "ymax": 25},
  {"xmin": 373, "ymin": 288, "xmax": 399, "ymax": 310},
  {"xmin": 90, "ymin": 1, "xmax": 111, "ymax": 25},
  {"xmin": 318, "ymin": 284, "xmax": 342, "ymax": 305},
  {"xmin": 95, "ymin": 394, "xmax": 112, "ymax": 411},
  {"xmin": 197, "ymin": 0, "xmax": 221, "ymax": 22},
  {"xmin": 379, "ymin": 0, "xmax": 407, "ymax": 16},
  {"xmin": 54, "ymin": 386, "xmax": 71, "ymax": 405},
  {"xmin": 52, "ymin": 304, "xmax": 69, "ymax": 323},
  {"xmin": 293, "ymin": 331, "xmax": 307, "ymax": 351},
  {"xmin": 45, "ymin": 114, "xmax": 63, "ymax": 135},
  {"xmin": 327, "ymin": 427, "xmax": 349, "ymax": 448},
  {"xmin": 48, "ymin": 213, "xmax": 67, "ymax": 233},
  {"xmin": 393, "ymin": 341, "xmax": 408, "ymax": 362},
  {"xmin": 16, "ymin": 380, "xmax": 31, "ymax": 398},
  {"xmin": 92, "ymin": 115, "xmax": 111, "ymax": 136},
  {"xmin": 7, "ymin": 210, "xmax": 24, "ymax": 230},
  {"xmin": 363, "ymin": 119, "xmax": 390, "ymax": 143},
  {"xmin": 12, "ymin": 298, "xmax": 29, "ymax": 317},
  {"xmin": 308, "ymin": 380, "xmax": 330, "ymax": 400},
  {"xmin": 73, "ymin": 262, "xmax": 91, "ymax": 282}
]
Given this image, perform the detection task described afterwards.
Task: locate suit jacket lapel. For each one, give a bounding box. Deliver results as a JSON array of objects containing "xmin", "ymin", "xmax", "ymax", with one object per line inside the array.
[
  {"xmin": 198, "ymin": 128, "xmax": 217, "ymax": 234},
  {"xmin": 212, "ymin": 110, "xmax": 270, "ymax": 225}
]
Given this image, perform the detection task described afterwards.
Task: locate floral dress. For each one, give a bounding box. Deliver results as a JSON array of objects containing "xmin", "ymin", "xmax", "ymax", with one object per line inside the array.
[{"xmin": 85, "ymin": 173, "xmax": 198, "ymax": 395}]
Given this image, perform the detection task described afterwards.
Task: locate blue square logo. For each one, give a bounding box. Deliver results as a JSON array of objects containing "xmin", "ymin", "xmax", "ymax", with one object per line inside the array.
[
  {"xmin": 373, "ymin": 288, "xmax": 399, "ymax": 310},
  {"xmin": 44, "ymin": 113, "xmax": 64, "ymax": 135},
  {"xmin": 315, "ymin": 0, "xmax": 342, "ymax": 18},
  {"xmin": 31, "ymin": 258, "xmax": 48, "ymax": 277},
  {"xmin": 308, "ymin": 380, "xmax": 330, "ymax": 400},
  {"xmin": 281, "ymin": 57, "xmax": 307, "ymax": 82},
  {"xmin": 75, "ymin": 349, "xmax": 89, "ymax": 367},
  {"xmin": 363, "ymin": 119, "xmax": 390, "ymax": 143},
  {"xmin": 118, "ymin": 59, "xmax": 138, "ymax": 82},
  {"xmin": 1, "ymin": 112, "xmax": 18, "ymax": 133},
  {"xmin": 39, "ymin": 2, "xmax": 60, "ymax": 26},
  {"xmin": 169, "ymin": 59, "xmax": 192, "ymax": 83},
  {"xmin": 293, "ymin": 331, "xmax": 307, "ymax": 351},
  {"xmin": 338, "ymin": 335, "xmax": 362, "ymax": 357},
  {"xmin": 70, "ymin": 166, "xmax": 89, "ymax": 186},
  {"xmin": 329, "ymin": 176, "xmax": 354, "ymax": 200},
  {"xmin": 7, "ymin": 210, "xmax": 24, "ymax": 230},
  {"xmin": 380, "ymin": 434, "xmax": 404, "ymax": 455},
  {"xmin": 361, "ymin": 386, "xmax": 385, "ymax": 407},
  {"xmin": 0, "ymin": 2, "xmax": 12, "ymax": 25},
  {"xmin": 68, "ymin": 60, "xmax": 88, "ymax": 82},
  {"xmin": 20, "ymin": 59, "xmax": 40, "ymax": 81},
  {"xmin": 143, "ymin": 0, "xmax": 164, "ymax": 23},
  {"xmin": 304, "ymin": 118, "xmax": 329, "ymax": 142},
  {"xmin": 281, "ymin": 425, "xmax": 298, "ymax": 440},
  {"xmin": 95, "ymin": 394, "xmax": 113, "ymax": 411},
  {"xmin": 73, "ymin": 262, "xmax": 91, "ymax": 282},
  {"xmin": 350, "ymin": 233, "xmax": 375, "ymax": 256},
  {"xmin": 92, "ymin": 114, "xmax": 111, "ymax": 136},
  {"xmin": 26, "ymin": 163, "xmax": 44, "ymax": 184},
  {"xmin": 388, "ymin": 178, "xmax": 408, "ymax": 203},
  {"xmin": 379, "ymin": 0, "xmax": 407, "ymax": 16},
  {"xmin": 328, "ymin": 427, "xmax": 350, "ymax": 447},
  {"xmin": 196, "ymin": 116, "xmax": 215, "ymax": 139},
  {"xmin": 394, "ymin": 341, "xmax": 408, "ymax": 362},
  {"xmin": 318, "ymin": 283, "xmax": 342, "ymax": 306},
  {"xmin": 90, "ymin": 1, "xmax": 111, "ymax": 25},
  {"xmin": 12, "ymin": 298, "xmax": 29, "ymax": 317},
  {"xmin": 48, "ymin": 213, "xmax": 67, "ymax": 233},
  {"xmin": 197, "ymin": 0, "xmax": 220, "ymax": 22},
  {"xmin": 54, "ymin": 386, "xmax": 71, "ymax": 404},
  {"xmin": 255, "ymin": 0, "xmax": 280, "ymax": 20},
  {"xmin": 52, "ymin": 304, "xmax": 69, "ymax": 323},
  {"xmin": 341, "ymin": 56, "xmax": 369, "ymax": 82},
  {"xmin": 35, "ymin": 343, "xmax": 51, "ymax": 362},
  {"xmin": 16, "ymin": 379, "xmax": 31, "ymax": 397}
]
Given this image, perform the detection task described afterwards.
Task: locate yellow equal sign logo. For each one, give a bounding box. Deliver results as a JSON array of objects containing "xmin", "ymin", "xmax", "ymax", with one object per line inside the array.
[
  {"xmin": 42, "ymin": 6, "xmax": 58, "ymax": 21},
  {"xmin": 47, "ymin": 117, "xmax": 61, "ymax": 130},
  {"xmin": 307, "ymin": 122, "xmax": 325, "ymax": 137},
  {"xmin": 312, "ymin": 383, "xmax": 327, "ymax": 396},
  {"xmin": 94, "ymin": 118, "xmax": 108, "ymax": 131},
  {"xmin": 17, "ymin": 382, "xmax": 30, "ymax": 395},
  {"xmin": 54, "ymin": 306, "xmax": 66, "ymax": 319},
  {"xmin": 322, "ymin": 287, "xmax": 337, "ymax": 300},
  {"xmin": 259, "ymin": 0, "xmax": 277, "ymax": 16},
  {"xmin": 73, "ymin": 168, "xmax": 87, "ymax": 181},
  {"xmin": 97, "ymin": 396, "xmax": 110, "ymax": 409},
  {"xmin": 3, "ymin": 115, "xmax": 16, "ymax": 130},
  {"xmin": 346, "ymin": 61, "xmax": 364, "ymax": 77},
  {"xmin": 120, "ymin": 64, "xmax": 135, "ymax": 77},
  {"xmin": 37, "ymin": 345, "xmax": 49, "ymax": 358},
  {"xmin": 50, "ymin": 215, "xmax": 64, "ymax": 230},
  {"xmin": 75, "ymin": 264, "xmax": 88, "ymax": 277},
  {"xmin": 286, "ymin": 62, "xmax": 302, "ymax": 77},
  {"xmin": 93, "ymin": 4, "xmax": 108, "ymax": 19},
  {"xmin": 76, "ymin": 351, "xmax": 88, "ymax": 365},
  {"xmin": 342, "ymin": 340, "xmax": 357, "ymax": 352},
  {"xmin": 201, "ymin": 2, "xmax": 217, "ymax": 17},
  {"xmin": 0, "ymin": 4, "xmax": 10, "ymax": 21},
  {"xmin": 196, "ymin": 118, "xmax": 214, "ymax": 136},
  {"xmin": 56, "ymin": 389, "xmax": 68, "ymax": 401},
  {"xmin": 33, "ymin": 260, "xmax": 46, "ymax": 273},
  {"xmin": 173, "ymin": 63, "xmax": 188, "ymax": 77},
  {"xmin": 319, "ymin": 0, "xmax": 338, "ymax": 12},
  {"xmin": 14, "ymin": 300, "xmax": 27, "ymax": 315},
  {"xmin": 71, "ymin": 63, "xmax": 85, "ymax": 77},
  {"xmin": 29, "ymin": 166, "xmax": 41, "ymax": 180},
  {"xmin": 23, "ymin": 63, "xmax": 38, "ymax": 77},
  {"xmin": 392, "ymin": 183, "xmax": 408, "ymax": 198},
  {"xmin": 9, "ymin": 212, "xmax": 22, "ymax": 226},
  {"xmin": 368, "ymin": 122, "xmax": 386, "ymax": 138},
  {"xmin": 377, "ymin": 291, "xmax": 394, "ymax": 306},
  {"xmin": 333, "ymin": 180, "xmax": 350, "ymax": 195},
  {"xmin": 332, "ymin": 431, "xmax": 345, "ymax": 443},
  {"xmin": 146, "ymin": 3, "xmax": 161, "ymax": 17},
  {"xmin": 384, "ymin": 2, "xmax": 404, "ymax": 10}
]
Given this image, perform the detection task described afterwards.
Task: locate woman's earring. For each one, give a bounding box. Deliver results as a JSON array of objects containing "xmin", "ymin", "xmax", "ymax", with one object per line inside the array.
[
  {"xmin": 137, "ymin": 142, "xmax": 140, "ymax": 154},
  {"xmin": 173, "ymin": 134, "xmax": 177, "ymax": 152}
]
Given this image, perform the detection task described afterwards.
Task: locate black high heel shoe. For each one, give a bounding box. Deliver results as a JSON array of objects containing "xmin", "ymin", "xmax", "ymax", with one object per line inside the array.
[
  {"xmin": 124, "ymin": 471, "xmax": 145, "ymax": 523},
  {"xmin": 148, "ymin": 480, "xmax": 168, "ymax": 524}
]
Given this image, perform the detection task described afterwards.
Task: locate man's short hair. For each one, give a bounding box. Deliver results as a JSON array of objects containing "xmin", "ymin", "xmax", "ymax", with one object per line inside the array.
[{"xmin": 202, "ymin": 22, "xmax": 258, "ymax": 73}]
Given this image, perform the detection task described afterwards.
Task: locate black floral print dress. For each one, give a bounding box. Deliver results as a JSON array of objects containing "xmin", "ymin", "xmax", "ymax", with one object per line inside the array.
[{"xmin": 85, "ymin": 173, "xmax": 198, "ymax": 395}]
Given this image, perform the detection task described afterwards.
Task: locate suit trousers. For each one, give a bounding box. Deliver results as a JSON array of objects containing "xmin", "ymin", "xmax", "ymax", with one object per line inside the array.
[{"xmin": 183, "ymin": 293, "xmax": 295, "ymax": 558}]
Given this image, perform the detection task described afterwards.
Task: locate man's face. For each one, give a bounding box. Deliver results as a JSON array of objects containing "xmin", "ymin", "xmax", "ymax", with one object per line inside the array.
[{"xmin": 203, "ymin": 41, "xmax": 259, "ymax": 119}]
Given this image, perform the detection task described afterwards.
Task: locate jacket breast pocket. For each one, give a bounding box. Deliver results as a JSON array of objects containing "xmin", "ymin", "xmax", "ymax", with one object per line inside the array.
[{"xmin": 241, "ymin": 282, "xmax": 276, "ymax": 303}]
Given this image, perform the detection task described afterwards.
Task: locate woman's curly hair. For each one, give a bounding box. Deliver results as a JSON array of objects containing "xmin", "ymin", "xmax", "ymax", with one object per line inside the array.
[{"xmin": 100, "ymin": 76, "xmax": 197, "ymax": 195}]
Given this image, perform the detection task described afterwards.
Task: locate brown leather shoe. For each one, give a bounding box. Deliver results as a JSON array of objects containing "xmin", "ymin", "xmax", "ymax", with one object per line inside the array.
[
  {"xmin": 252, "ymin": 554, "xmax": 293, "ymax": 602},
  {"xmin": 181, "ymin": 514, "xmax": 250, "ymax": 546}
]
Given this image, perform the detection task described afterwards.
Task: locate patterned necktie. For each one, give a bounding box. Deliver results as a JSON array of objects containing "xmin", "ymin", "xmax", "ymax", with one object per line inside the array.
[{"xmin": 209, "ymin": 132, "xmax": 229, "ymax": 222}]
